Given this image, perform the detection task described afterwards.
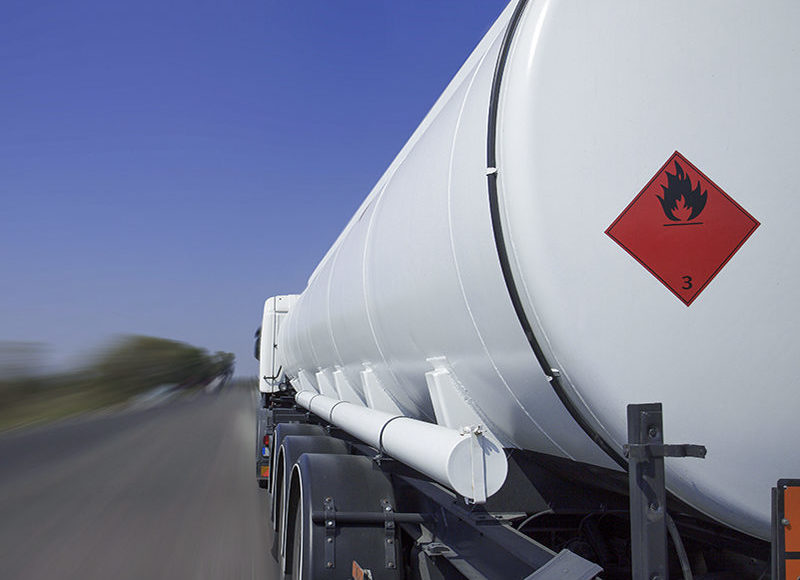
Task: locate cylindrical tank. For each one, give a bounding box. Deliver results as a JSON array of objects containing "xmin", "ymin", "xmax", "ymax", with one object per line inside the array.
[{"xmin": 277, "ymin": 0, "xmax": 800, "ymax": 540}]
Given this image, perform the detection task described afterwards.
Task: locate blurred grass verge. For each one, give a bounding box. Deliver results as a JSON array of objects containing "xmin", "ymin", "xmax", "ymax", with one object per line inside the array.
[{"xmin": 0, "ymin": 336, "xmax": 235, "ymax": 432}]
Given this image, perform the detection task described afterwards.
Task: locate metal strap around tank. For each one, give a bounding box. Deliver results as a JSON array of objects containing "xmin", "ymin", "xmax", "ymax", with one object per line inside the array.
[
  {"xmin": 327, "ymin": 399, "xmax": 347, "ymax": 423},
  {"xmin": 377, "ymin": 415, "xmax": 405, "ymax": 455},
  {"xmin": 485, "ymin": 0, "xmax": 627, "ymax": 470}
]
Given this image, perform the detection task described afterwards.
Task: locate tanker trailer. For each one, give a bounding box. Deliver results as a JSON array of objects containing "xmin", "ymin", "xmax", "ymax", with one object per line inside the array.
[{"xmin": 255, "ymin": 1, "xmax": 800, "ymax": 578}]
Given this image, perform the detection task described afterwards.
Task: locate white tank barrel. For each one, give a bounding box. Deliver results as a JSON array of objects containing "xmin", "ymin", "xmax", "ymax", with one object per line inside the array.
[{"xmin": 276, "ymin": 0, "xmax": 800, "ymax": 540}]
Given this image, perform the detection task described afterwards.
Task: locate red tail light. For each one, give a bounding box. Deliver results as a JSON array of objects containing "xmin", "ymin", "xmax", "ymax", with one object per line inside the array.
[{"xmin": 263, "ymin": 434, "xmax": 270, "ymax": 447}]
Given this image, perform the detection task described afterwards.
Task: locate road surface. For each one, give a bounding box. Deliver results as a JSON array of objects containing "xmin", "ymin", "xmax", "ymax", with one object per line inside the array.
[{"xmin": 0, "ymin": 387, "xmax": 280, "ymax": 579}]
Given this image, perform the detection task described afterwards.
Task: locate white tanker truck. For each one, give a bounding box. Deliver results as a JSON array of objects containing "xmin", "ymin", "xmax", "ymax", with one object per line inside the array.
[{"xmin": 254, "ymin": 1, "xmax": 800, "ymax": 578}]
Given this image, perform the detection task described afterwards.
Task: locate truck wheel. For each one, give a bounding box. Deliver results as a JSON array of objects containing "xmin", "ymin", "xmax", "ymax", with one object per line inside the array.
[
  {"xmin": 270, "ymin": 423, "xmax": 325, "ymax": 496},
  {"xmin": 283, "ymin": 453, "xmax": 406, "ymax": 579},
  {"xmin": 273, "ymin": 435, "xmax": 348, "ymax": 564}
]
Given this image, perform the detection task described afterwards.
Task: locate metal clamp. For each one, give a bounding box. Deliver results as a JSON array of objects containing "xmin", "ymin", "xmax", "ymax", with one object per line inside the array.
[
  {"xmin": 377, "ymin": 416, "xmax": 405, "ymax": 455},
  {"xmin": 323, "ymin": 496, "xmax": 336, "ymax": 569},
  {"xmin": 461, "ymin": 425, "xmax": 488, "ymax": 503},
  {"xmin": 624, "ymin": 443, "xmax": 707, "ymax": 460},
  {"xmin": 381, "ymin": 498, "xmax": 397, "ymax": 570}
]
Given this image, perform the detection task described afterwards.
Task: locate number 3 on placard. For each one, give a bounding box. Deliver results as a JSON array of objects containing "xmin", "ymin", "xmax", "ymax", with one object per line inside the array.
[{"xmin": 682, "ymin": 275, "xmax": 693, "ymax": 290}]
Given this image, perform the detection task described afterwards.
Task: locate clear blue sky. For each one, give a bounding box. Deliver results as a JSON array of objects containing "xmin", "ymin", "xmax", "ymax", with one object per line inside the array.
[{"xmin": 0, "ymin": 0, "xmax": 508, "ymax": 376}]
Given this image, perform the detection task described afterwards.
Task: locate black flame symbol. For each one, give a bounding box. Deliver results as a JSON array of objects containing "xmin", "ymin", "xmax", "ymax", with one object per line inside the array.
[{"xmin": 657, "ymin": 161, "xmax": 707, "ymax": 221}]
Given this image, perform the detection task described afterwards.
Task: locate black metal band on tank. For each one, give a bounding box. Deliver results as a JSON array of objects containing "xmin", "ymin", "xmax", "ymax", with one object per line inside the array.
[{"xmin": 485, "ymin": 0, "xmax": 627, "ymax": 470}]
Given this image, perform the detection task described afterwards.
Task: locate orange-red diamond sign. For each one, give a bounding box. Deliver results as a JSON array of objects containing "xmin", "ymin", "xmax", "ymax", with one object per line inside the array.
[{"xmin": 606, "ymin": 151, "xmax": 759, "ymax": 306}]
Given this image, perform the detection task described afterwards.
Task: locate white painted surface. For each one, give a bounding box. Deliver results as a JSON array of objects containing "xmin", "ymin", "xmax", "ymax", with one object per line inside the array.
[
  {"xmin": 273, "ymin": 0, "xmax": 800, "ymax": 539},
  {"xmin": 259, "ymin": 295, "xmax": 298, "ymax": 393},
  {"xmin": 295, "ymin": 391, "xmax": 507, "ymax": 502},
  {"xmin": 498, "ymin": 0, "xmax": 800, "ymax": 539}
]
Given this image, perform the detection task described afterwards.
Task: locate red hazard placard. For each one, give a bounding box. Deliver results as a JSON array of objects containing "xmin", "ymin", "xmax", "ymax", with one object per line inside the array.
[{"xmin": 606, "ymin": 151, "xmax": 759, "ymax": 306}]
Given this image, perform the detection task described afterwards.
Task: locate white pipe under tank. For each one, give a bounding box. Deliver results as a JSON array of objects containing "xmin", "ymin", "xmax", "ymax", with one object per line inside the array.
[{"xmin": 294, "ymin": 390, "xmax": 508, "ymax": 503}]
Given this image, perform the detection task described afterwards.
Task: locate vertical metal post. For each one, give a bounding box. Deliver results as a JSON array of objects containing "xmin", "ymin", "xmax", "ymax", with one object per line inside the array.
[
  {"xmin": 773, "ymin": 479, "xmax": 800, "ymax": 580},
  {"xmin": 627, "ymin": 403, "xmax": 668, "ymax": 580},
  {"xmin": 772, "ymin": 485, "xmax": 780, "ymax": 580}
]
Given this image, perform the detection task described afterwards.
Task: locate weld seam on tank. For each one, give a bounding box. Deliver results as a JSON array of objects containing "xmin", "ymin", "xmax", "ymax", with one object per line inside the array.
[
  {"xmin": 442, "ymin": 32, "xmax": 556, "ymax": 455},
  {"xmin": 360, "ymin": 183, "xmax": 416, "ymax": 418},
  {"xmin": 484, "ymin": 0, "xmax": 627, "ymax": 470}
]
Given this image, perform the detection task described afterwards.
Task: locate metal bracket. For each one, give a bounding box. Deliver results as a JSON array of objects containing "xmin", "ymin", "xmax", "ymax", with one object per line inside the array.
[
  {"xmin": 460, "ymin": 425, "xmax": 488, "ymax": 504},
  {"xmin": 323, "ymin": 496, "xmax": 336, "ymax": 569},
  {"xmin": 381, "ymin": 498, "xmax": 397, "ymax": 570},
  {"xmin": 372, "ymin": 452, "xmax": 397, "ymax": 467},
  {"xmin": 624, "ymin": 443, "xmax": 706, "ymax": 460},
  {"xmin": 772, "ymin": 479, "xmax": 800, "ymax": 580},
  {"xmin": 420, "ymin": 542, "xmax": 458, "ymax": 558},
  {"xmin": 524, "ymin": 549, "xmax": 603, "ymax": 579},
  {"xmin": 472, "ymin": 512, "xmax": 527, "ymax": 524},
  {"xmin": 627, "ymin": 403, "xmax": 705, "ymax": 580}
]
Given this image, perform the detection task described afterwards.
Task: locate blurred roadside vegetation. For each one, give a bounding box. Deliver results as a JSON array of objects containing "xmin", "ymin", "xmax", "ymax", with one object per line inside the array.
[{"xmin": 0, "ymin": 336, "xmax": 235, "ymax": 432}]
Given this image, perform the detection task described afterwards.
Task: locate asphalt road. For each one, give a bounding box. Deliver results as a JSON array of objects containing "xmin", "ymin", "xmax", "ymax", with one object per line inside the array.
[{"xmin": 0, "ymin": 387, "xmax": 280, "ymax": 580}]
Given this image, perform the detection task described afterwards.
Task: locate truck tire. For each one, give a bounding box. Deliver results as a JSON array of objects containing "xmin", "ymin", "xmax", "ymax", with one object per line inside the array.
[
  {"xmin": 273, "ymin": 435, "xmax": 349, "ymax": 565},
  {"xmin": 269, "ymin": 423, "xmax": 325, "ymax": 496}
]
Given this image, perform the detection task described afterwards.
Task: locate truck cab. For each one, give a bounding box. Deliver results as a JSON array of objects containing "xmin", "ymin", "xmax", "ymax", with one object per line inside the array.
[{"xmin": 254, "ymin": 295, "xmax": 298, "ymax": 489}]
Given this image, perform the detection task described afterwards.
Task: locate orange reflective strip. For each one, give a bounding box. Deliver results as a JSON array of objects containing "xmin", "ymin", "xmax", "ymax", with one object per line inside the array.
[
  {"xmin": 786, "ymin": 487, "xmax": 800, "ymax": 552},
  {"xmin": 786, "ymin": 558, "xmax": 800, "ymax": 580},
  {"xmin": 352, "ymin": 560, "xmax": 365, "ymax": 580}
]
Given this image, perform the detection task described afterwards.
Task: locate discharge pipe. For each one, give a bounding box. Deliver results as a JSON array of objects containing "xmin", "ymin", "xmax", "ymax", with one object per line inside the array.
[{"xmin": 295, "ymin": 391, "xmax": 508, "ymax": 503}]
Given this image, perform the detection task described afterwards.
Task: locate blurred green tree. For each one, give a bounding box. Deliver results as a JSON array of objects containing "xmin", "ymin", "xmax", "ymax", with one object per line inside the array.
[
  {"xmin": 0, "ymin": 335, "xmax": 237, "ymax": 431},
  {"xmin": 89, "ymin": 336, "xmax": 234, "ymax": 394}
]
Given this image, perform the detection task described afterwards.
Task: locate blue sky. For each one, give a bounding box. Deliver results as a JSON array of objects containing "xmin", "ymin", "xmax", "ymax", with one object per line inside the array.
[{"xmin": 0, "ymin": 0, "xmax": 508, "ymax": 376}]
